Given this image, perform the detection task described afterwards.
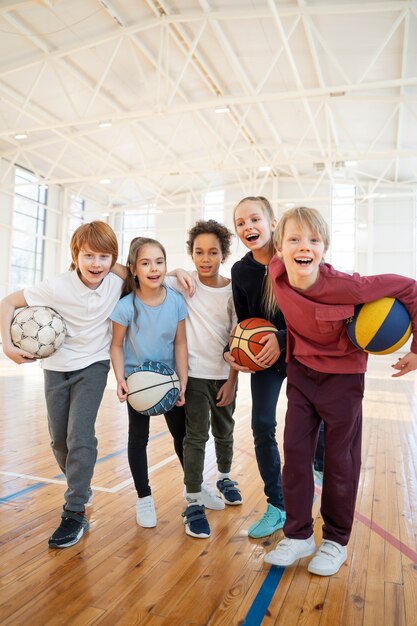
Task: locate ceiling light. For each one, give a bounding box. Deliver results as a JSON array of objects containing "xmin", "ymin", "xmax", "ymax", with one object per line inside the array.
[
  {"xmin": 345, "ymin": 160, "xmax": 358, "ymax": 167},
  {"xmin": 284, "ymin": 202, "xmax": 295, "ymax": 208},
  {"xmin": 101, "ymin": 212, "xmax": 110, "ymax": 217},
  {"xmin": 358, "ymin": 223, "xmax": 367, "ymax": 229},
  {"xmin": 98, "ymin": 121, "xmax": 112, "ymax": 128},
  {"xmin": 15, "ymin": 133, "xmax": 28, "ymax": 140},
  {"xmin": 215, "ymin": 106, "xmax": 230, "ymax": 113},
  {"xmin": 39, "ymin": 184, "xmax": 48, "ymax": 190},
  {"xmin": 330, "ymin": 91, "xmax": 346, "ymax": 97},
  {"xmin": 100, "ymin": 178, "xmax": 111, "ymax": 185},
  {"xmin": 258, "ymin": 166, "xmax": 272, "ymax": 173}
]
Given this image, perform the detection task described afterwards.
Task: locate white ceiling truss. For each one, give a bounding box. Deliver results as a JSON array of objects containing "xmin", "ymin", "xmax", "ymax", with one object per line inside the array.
[{"xmin": 0, "ymin": 0, "xmax": 416, "ymax": 212}]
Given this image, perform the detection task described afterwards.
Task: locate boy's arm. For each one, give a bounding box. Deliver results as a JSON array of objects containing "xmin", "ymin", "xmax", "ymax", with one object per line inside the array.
[
  {"xmin": 174, "ymin": 319, "xmax": 188, "ymax": 405},
  {"xmin": 111, "ymin": 263, "xmax": 127, "ymax": 280},
  {"xmin": 110, "ymin": 321, "xmax": 129, "ymax": 402},
  {"xmin": 216, "ymin": 367, "xmax": 238, "ymax": 407},
  {"xmin": 167, "ymin": 269, "xmax": 195, "ymax": 297},
  {"xmin": 0, "ymin": 291, "xmax": 36, "ymax": 364}
]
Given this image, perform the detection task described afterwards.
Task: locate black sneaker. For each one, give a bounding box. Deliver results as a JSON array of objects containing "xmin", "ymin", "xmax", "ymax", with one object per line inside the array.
[
  {"xmin": 48, "ymin": 509, "xmax": 89, "ymax": 549},
  {"xmin": 182, "ymin": 504, "xmax": 210, "ymax": 538},
  {"xmin": 216, "ymin": 478, "xmax": 243, "ymax": 505}
]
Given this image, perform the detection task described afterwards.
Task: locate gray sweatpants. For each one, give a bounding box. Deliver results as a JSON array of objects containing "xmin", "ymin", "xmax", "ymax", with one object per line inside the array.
[{"xmin": 43, "ymin": 360, "xmax": 110, "ymax": 512}]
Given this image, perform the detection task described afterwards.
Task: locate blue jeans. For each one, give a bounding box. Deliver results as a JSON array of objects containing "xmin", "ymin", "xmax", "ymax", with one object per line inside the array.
[{"xmin": 250, "ymin": 366, "xmax": 285, "ymax": 510}]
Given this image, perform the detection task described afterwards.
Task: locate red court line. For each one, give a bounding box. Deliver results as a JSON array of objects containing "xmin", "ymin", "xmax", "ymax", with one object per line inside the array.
[
  {"xmin": 235, "ymin": 445, "xmax": 417, "ymax": 564},
  {"xmin": 314, "ymin": 485, "xmax": 417, "ymax": 564}
]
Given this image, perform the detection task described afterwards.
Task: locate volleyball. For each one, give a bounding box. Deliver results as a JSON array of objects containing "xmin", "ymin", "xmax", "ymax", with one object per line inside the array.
[
  {"xmin": 229, "ymin": 317, "xmax": 277, "ymax": 371},
  {"xmin": 126, "ymin": 360, "xmax": 180, "ymax": 416},
  {"xmin": 10, "ymin": 306, "xmax": 67, "ymax": 358},
  {"xmin": 346, "ymin": 297, "xmax": 411, "ymax": 355}
]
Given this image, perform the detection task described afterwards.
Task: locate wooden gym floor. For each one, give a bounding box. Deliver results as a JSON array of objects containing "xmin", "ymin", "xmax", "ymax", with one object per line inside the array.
[{"xmin": 0, "ymin": 353, "xmax": 416, "ymax": 626}]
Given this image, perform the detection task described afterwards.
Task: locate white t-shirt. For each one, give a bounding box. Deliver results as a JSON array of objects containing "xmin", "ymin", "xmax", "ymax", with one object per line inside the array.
[
  {"xmin": 166, "ymin": 272, "xmax": 237, "ymax": 380},
  {"xmin": 24, "ymin": 270, "xmax": 124, "ymax": 372}
]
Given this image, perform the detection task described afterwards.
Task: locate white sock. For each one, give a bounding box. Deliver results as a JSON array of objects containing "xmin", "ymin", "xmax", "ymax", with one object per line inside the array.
[
  {"xmin": 186, "ymin": 491, "xmax": 203, "ymax": 505},
  {"xmin": 218, "ymin": 472, "xmax": 230, "ymax": 480}
]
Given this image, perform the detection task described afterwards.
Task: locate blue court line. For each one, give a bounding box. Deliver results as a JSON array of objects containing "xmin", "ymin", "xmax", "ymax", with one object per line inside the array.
[
  {"xmin": 242, "ymin": 490, "xmax": 320, "ymax": 624},
  {"xmin": 242, "ymin": 565, "xmax": 285, "ymax": 626},
  {"xmin": 0, "ymin": 430, "xmax": 168, "ymax": 503}
]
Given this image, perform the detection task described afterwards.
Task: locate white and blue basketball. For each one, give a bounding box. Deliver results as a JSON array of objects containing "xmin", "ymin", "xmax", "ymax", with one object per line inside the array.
[
  {"xmin": 346, "ymin": 297, "xmax": 411, "ymax": 355},
  {"xmin": 126, "ymin": 360, "xmax": 180, "ymax": 416}
]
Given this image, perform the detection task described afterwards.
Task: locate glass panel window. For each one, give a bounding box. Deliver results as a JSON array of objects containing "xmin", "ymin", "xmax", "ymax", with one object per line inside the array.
[
  {"xmin": 204, "ymin": 190, "xmax": 224, "ymax": 223},
  {"xmin": 10, "ymin": 166, "xmax": 46, "ymax": 290},
  {"xmin": 330, "ymin": 184, "xmax": 355, "ymax": 273},
  {"xmin": 121, "ymin": 209, "xmax": 156, "ymax": 262}
]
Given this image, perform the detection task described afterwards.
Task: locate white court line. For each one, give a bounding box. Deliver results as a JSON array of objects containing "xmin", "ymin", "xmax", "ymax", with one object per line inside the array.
[{"xmin": 0, "ymin": 453, "xmax": 178, "ymax": 495}]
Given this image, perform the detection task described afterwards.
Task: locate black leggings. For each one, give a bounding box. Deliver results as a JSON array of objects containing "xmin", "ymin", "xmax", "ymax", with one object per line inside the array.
[{"xmin": 127, "ymin": 403, "xmax": 186, "ymax": 498}]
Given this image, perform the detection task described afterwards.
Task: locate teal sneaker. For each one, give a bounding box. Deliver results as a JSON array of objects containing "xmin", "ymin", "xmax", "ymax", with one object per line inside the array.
[{"xmin": 248, "ymin": 503, "xmax": 286, "ymax": 538}]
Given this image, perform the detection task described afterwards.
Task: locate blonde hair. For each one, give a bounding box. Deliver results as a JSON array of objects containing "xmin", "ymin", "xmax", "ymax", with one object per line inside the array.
[
  {"xmin": 233, "ymin": 196, "xmax": 278, "ymax": 320},
  {"xmin": 69, "ymin": 221, "xmax": 118, "ymax": 270},
  {"xmin": 274, "ymin": 206, "xmax": 330, "ymax": 253}
]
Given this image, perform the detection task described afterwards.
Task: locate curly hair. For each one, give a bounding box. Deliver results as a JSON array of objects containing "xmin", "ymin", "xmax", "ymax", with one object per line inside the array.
[{"xmin": 186, "ymin": 219, "xmax": 233, "ymax": 259}]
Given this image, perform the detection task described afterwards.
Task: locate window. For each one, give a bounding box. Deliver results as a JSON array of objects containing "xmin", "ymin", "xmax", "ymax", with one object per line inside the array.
[
  {"xmin": 204, "ymin": 190, "xmax": 224, "ymax": 223},
  {"xmin": 121, "ymin": 208, "xmax": 156, "ymax": 262},
  {"xmin": 330, "ymin": 183, "xmax": 355, "ymax": 273},
  {"xmin": 69, "ymin": 195, "xmax": 85, "ymax": 236},
  {"xmin": 10, "ymin": 167, "xmax": 47, "ymax": 290}
]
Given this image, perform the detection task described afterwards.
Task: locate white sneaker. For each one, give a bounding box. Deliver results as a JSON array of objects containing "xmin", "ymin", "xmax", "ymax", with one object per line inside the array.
[
  {"xmin": 200, "ymin": 484, "xmax": 225, "ymax": 510},
  {"xmin": 136, "ymin": 496, "xmax": 157, "ymax": 528},
  {"xmin": 308, "ymin": 540, "xmax": 347, "ymax": 576},
  {"xmin": 264, "ymin": 535, "xmax": 316, "ymax": 566}
]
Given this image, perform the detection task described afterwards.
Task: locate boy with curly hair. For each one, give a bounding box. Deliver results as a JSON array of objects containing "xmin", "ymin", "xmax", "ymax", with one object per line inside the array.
[{"xmin": 167, "ymin": 219, "xmax": 241, "ymax": 538}]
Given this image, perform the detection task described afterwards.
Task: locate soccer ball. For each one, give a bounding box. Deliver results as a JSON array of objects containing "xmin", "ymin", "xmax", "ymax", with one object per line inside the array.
[{"xmin": 11, "ymin": 306, "xmax": 67, "ymax": 359}]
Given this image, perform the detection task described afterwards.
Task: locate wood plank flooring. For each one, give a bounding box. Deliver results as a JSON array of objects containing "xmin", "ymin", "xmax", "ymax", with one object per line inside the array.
[{"xmin": 0, "ymin": 354, "xmax": 416, "ymax": 625}]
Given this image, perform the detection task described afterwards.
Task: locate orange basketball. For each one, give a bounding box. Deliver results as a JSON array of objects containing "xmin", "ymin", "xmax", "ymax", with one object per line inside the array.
[{"xmin": 229, "ymin": 317, "xmax": 277, "ymax": 371}]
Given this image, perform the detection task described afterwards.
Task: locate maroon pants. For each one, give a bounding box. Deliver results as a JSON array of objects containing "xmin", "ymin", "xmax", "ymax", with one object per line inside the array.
[{"xmin": 283, "ymin": 359, "xmax": 364, "ymax": 546}]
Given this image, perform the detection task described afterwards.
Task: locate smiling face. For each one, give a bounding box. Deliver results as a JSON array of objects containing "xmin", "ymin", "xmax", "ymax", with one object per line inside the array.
[
  {"xmin": 278, "ymin": 217, "xmax": 326, "ymax": 289},
  {"xmin": 191, "ymin": 233, "xmax": 223, "ymax": 285},
  {"xmin": 76, "ymin": 247, "xmax": 113, "ymax": 289},
  {"xmin": 132, "ymin": 243, "xmax": 167, "ymax": 291},
  {"xmin": 234, "ymin": 200, "xmax": 276, "ymax": 262}
]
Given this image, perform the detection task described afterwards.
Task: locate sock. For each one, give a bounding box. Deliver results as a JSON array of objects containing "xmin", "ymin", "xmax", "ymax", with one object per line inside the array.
[
  {"xmin": 186, "ymin": 491, "xmax": 203, "ymax": 505},
  {"xmin": 218, "ymin": 472, "xmax": 230, "ymax": 480}
]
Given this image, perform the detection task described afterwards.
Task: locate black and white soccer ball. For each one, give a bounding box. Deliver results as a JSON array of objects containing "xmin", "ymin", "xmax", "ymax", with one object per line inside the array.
[{"xmin": 11, "ymin": 306, "xmax": 67, "ymax": 359}]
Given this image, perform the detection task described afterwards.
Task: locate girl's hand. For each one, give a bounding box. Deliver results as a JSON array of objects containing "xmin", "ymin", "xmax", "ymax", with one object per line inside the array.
[
  {"xmin": 223, "ymin": 349, "xmax": 252, "ymax": 373},
  {"xmin": 391, "ymin": 352, "xmax": 417, "ymax": 377},
  {"xmin": 216, "ymin": 379, "xmax": 236, "ymax": 407},
  {"xmin": 3, "ymin": 345, "xmax": 36, "ymax": 364},
  {"xmin": 256, "ymin": 333, "xmax": 280, "ymax": 367},
  {"xmin": 117, "ymin": 379, "xmax": 129, "ymax": 402}
]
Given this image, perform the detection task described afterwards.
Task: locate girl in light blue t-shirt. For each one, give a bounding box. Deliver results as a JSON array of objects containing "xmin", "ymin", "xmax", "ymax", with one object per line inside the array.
[{"xmin": 110, "ymin": 237, "xmax": 188, "ymax": 529}]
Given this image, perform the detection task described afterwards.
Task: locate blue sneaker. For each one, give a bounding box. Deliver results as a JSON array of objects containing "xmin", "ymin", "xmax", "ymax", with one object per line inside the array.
[
  {"xmin": 182, "ymin": 504, "xmax": 210, "ymax": 538},
  {"xmin": 248, "ymin": 503, "xmax": 286, "ymax": 538},
  {"xmin": 216, "ymin": 478, "xmax": 243, "ymax": 505}
]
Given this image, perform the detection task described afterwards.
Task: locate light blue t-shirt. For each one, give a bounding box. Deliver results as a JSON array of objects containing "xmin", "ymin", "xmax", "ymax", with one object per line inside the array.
[{"xmin": 110, "ymin": 286, "xmax": 187, "ymax": 377}]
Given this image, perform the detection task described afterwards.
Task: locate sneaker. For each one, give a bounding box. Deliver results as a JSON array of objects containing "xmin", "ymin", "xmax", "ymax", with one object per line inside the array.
[
  {"xmin": 308, "ymin": 540, "xmax": 347, "ymax": 576},
  {"xmin": 201, "ymin": 484, "xmax": 225, "ymax": 510},
  {"xmin": 136, "ymin": 495, "xmax": 157, "ymax": 528},
  {"xmin": 182, "ymin": 504, "xmax": 210, "ymax": 538},
  {"xmin": 48, "ymin": 510, "xmax": 89, "ymax": 549},
  {"xmin": 264, "ymin": 535, "xmax": 316, "ymax": 566},
  {"xmin": 85, "ymin": 487, "xmax": 94, "ymax": 507},
  {"xmin": 216, "ymin": 478, "xmax": 242, "ymax": 505},
  {"xmin": 248, "ymin": 503, "xmax": 286, "ymax": 538}
]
